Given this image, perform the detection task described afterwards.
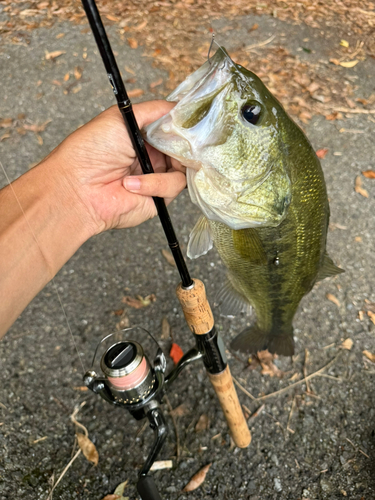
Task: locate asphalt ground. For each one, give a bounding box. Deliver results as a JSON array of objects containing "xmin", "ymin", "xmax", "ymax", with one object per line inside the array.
[{"xmin": 0, "ymin": 11, "xmax": 375, "ymax": 500}]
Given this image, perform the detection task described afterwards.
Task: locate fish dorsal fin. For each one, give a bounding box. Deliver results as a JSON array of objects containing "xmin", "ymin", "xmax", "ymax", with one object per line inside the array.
[
  {"xmin": 216, "ymin": 276, "xmax": 253, "ymax": 317},
  {"xmin": 232, "ymin": 228, "xmax": 267, "ymax": 265},
  {"xmin": 187, "ymin": 216, "xmax": 213, "ymax": 259},
  {"xmin": 316, "ymin": 252, "xmax": 345, "ymax": 281}
]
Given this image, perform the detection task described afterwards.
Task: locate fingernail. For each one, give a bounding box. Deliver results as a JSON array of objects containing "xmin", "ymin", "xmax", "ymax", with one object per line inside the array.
[{"xmin": 124, "ymin": 177, "xmax": 141, "ymax": 191}]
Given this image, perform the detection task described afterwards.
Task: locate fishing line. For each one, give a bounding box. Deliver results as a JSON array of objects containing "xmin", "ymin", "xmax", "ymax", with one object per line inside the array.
[{"xmin": 0, "ymin": 160, "xmax": 86, "ymax": 374}]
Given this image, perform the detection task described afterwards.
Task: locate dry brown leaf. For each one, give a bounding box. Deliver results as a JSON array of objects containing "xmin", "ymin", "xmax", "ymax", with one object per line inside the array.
[
  {"xmin": 56, "ymin": 33, "xmax": 65, "ymax": 39},
  {"xmin": 76, "ymin": 433, "xmax": 99, "ymax": 466},
  {"xmin": 74, "ymin": 66, "xmax": 83, "ymax": 80},
  {"xmin": 183, "ymin": 463, "xmax": 212, "ymax": 492},
  {"xmin": 170, "ymin": 403, "xmax": 189, "ymax": 417},
  {"xmin": 341, "ymin": 338, "xmax": 353, "ymax": 350},
  {"xmin": 150, "ymin": 78, "xmax": 163, "ymax": 89},
  {"xmin": 106, "ymin": 14, "xmax": 120, "ymax": 22},
  {"xmin": 316, "ymin": 148, "xmax": 329, "ymax": 159},
  {"xmin": 45, "ymin": 50, "xmax": 66, "ymax": 60},
  {"xmin": 362, "ymin": 169, "xmax": 375, "ymax": 179},
  {"xmin": 122, "ymin": 294, "xmax": 156, "ymax": 309},
  {"xmin": 23, "ymin": 119, "xmax": 51, "ymax": 133},
  {"xmin": 127, "ymin": 88, "xmax": 144, "ymax": 98},
  {"xmin": 0, "ymin": 118, "xmax": 13, "ymax": 128},
  {"xmin": 161, "ymin": 249, "xmax": 176, "ymax": 267},
  {"xmin": 100, "ymin": 495, "xmax": 120, "ymax": 500},
  {"xmin": 326, "ymin": 293, "xmax": 340, "ymax": 307},
  {"xmin": 363, "ymin": 350, "xmax": 375, "ymax": 363},
  {"xmin": 150, "ymin": 460, "xmax": 173, "ymax": 471},
  {"xmin": 0, "ymin": 133, "xmax": 11, "ymax": 141},
  {"xmin": 127, "ymin": 38, "xmax": 138, "ymax": 49},
  {"xmin": 195, "ymin": 414, "xmax": 210, "ymax": 432},
  {"xmin": 257, "ymin": 350, "xmax": 283, "ymax": 378},
  {"xmin": 368, "ymin": 311, "xmax": 375, "ymax": 325},
  {"xmin": 354, "ymin": 176, "xmax": 369, "ymax": 198},
  {"xmin": 339, "ymin": 60, "xmax": 359, "ymax": 68},
  {"xmin": 161, "ymin": 316, "xmax": 171, "ymax": 339},
  {"xmin": 134, "ymin": 20, "xmax": 148, "ymax": 31}
]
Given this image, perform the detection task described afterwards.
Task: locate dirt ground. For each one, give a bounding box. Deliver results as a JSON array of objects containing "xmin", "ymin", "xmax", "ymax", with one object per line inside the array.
[{"xmin": 1, "ymin": 2, "xmax": 375, "ymax": 499}]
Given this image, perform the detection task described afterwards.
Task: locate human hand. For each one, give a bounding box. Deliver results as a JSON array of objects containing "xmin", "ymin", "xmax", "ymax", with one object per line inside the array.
[{"xmin": 51, "ymin": 101, "xmax": 186, "ymax": 235}]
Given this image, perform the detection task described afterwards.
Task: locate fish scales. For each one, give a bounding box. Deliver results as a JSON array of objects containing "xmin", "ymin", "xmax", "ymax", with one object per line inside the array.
[{"xmin": 144, "ymin": 47, "xmax": 343, "ymax": 356}]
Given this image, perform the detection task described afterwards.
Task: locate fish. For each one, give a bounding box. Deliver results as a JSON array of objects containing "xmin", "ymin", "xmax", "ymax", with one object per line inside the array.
[{"xmin": 144, "ymin": 47, "xmax": 343, "ymax": 356}]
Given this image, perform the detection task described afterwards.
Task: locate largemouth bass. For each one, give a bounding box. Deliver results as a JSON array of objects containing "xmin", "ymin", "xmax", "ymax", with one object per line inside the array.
[{"xmin": 144, "ymin": 47, "xmax": 343, "ymax": 356}]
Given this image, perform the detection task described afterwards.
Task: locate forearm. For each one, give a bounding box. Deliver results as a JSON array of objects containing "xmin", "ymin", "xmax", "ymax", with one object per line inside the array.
[{"xmin": 0, "ymin": 157, "xmax": 95, "ymax": 338}]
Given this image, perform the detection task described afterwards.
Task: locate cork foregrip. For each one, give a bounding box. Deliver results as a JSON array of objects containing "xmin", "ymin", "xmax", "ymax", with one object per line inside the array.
[
  {"xmin": 208, "ymin": 365, "xmax": 251, "ymax": 448},
  {"xmin": 176, "ymin": 279, "xmax": 214, "ymax": 335}
]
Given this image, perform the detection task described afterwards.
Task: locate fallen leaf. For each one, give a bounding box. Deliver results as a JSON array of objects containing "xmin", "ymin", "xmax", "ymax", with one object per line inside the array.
[
  {"xmin": 52, "ymin": 79, "xmax": 61, "ymax": 86},
  {"xmin": 257, "ymin": 350, "xmax": 283, "ymax": 378},
  {"xmin": 358, "ymin": 310, "xmax": 364, "ymax": 321},
  {"xmin": 316, "ymin": 148, "xmax": 329, "ymax": 159},
  {"xmin": 161, "ymin": 249, "xmax": 176, "ymax": 267},
  {"xmin": 74, "ymin": 66, "xmax": 83, "ymax": 80},
  {"xmin": 113, "ymin": 309, "xmax": 124, "ymax": 316},
  {"xmin": 116, "ymin": 310, "xmax": 130, "ymax": 330},
  {"xmin": 329, "ymin": 58, "xmax": 340, "ymax": 65},
  {"xmin": 354, "ymin": 176, "xmax": 369, "ymax": 198},
  {"xmin": 161, "ymin": 316, "xmax": 171, "ymax": 340},
  {"xmin": 195, "ymin": 414, "xmax": 210, "ymax": 432},
  {"xmin": 127, "ymin": 88, "xmax": 144, "ymax": 98},
  {"xmin": 106, "ymin": 14, "xmax": 120, "ymax": 22},
  {"xmin": 56, "ymin": 33, "xmax": 65, "ymax": 39},
  {"xmin": 0, "ymin": 133, "xmax": 11, "ymax": 141},
  {"xmin": 249, "ymin": 23, "xmax": 259, "ymax": 31},
  {"xmin": 76, "ymin": 433, "xmax": 99, "ymax": 466},
  {"xmin": 124, "ymin": 66, "xmax": 135, "ymax": 75},
  {"xmin": 341, "ymin": 338, "xmax": 353, "ymax": 350},
  {"xmin": 113, "ymin": 480, "xmax": 129, "ymax": 499},
  {"xmin": 368, "ymin": 311, "xmax": 375, "ymax": 325},
  {"xmin": 150, "ymin": 78, "xmax": 163, "ymax": 89},
  {"xmin": 363, "ymin": 350, "xmax": 375, "ymax": 363},
  {"xmin": 100, "ymin": 495, "xmax": 120, "ymax": 500},
  {"xmin": 36, "ymin": 134, "xmax": 43, "ymax": 145},
  {"xmin": 183, "ymin": 463, "xmax": 212, "ymax": 492},
  {"xmin": 326, "ymin": 293, "xmax": 340, "ymax": 307},
  {"xmin": 340, "ymin": 40, "xmax": 349, "ymax": 48},
  {"xmin": 134, "ymin": 20, "xmax": 148, "ymax": 31},
  {"xmin": 0, "ymin": 118, "xmax": 13, "ymax": 128},
  {"xmin": 45, "ymin": 50, "xmax": 66, "ymax": 60},
  {"xmin": 127, "ymin": 38, "xmax": 138, "ymax": 49},
  {"xmin": 122, "ymin": 294, "xmax": 155, "ymax": 308},
  {"xmin": 23, "ymin": 119, "xmax": 51, "ymax": 133},
  {"xmin": 170, "ymin": 403, "xmax": 189, "ymax": 417},
  {"xmin": 339, "ymin": 60, "xmax": 359, "ymax": 68},
  {"xmin": 150, "ymin": 460, "xmax": 173, "ymax": 471},
  {"xmin": 362, "ymin": 170, "xmax": 375, "ymax": 179},
  {"xmin": 170, "ymin": 343, "xmax": 183, "ymax": 364}
]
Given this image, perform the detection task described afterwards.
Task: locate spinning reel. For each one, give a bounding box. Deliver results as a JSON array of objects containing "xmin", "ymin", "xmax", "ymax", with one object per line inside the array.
[{"xmin": 84, "ymin": 327, "xmax": 202, "ymax": 500}]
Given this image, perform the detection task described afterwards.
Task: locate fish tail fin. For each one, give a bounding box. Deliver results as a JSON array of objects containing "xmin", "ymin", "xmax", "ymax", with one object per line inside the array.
[{"xmin": 231, "ymin": 324, "xmax": 294, "ymax": 356}]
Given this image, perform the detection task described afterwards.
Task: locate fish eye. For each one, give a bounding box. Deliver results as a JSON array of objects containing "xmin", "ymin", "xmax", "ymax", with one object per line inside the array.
[{"xmin": 241, "ymin": 103, "xmax": 262, "ymax": 125}]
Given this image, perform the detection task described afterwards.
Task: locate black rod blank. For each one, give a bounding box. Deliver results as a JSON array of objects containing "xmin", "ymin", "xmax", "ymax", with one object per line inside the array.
[{"xmin": 81, "ymin": 0, "xmax": 192, "ymax": 288}]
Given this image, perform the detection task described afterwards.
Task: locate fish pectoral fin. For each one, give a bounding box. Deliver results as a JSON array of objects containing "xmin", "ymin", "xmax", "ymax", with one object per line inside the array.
[
  {"xmin": 232, "ymin": 228, "xmax": 268, "ymax": 265},
  {"xmin": 216, "ymin": 276, "xmax": 252, "ymax": 316},
  {"xmin": 316, "ymin": 252, "xmax": 345, "ymax": 281},
  {"xmin": 187, "ymin": 216, "xmax": 213, "ymax": 259}
]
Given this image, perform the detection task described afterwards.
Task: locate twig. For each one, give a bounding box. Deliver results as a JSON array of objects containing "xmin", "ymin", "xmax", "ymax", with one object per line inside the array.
[
  {"xmin": 233, "ymin": 377, "xmax": 256, "ymax": 400},
  {"xmin": 164, "ymin": 396, "xmax": 181, "ymax": 461},
  {"xmin": 46, "ymin": 449, "xmax": 81, "ymax": 500},
  {"xmin": 287, "ymin": 397, "xmax": 296, "ymax": 434},
  {"xmin": 249, "ymin": 404, "xmax": 265, "ymax": 421},
  {"xmin": 245, "ymin": 34, "xmax": 276, "ymax": 51},
  {"xmin": 236, "ymin": 354, "xmax": 341, "ymax": 402},
  {"xmin": 304, "ymin": 349, "xmax": 311, "ymax": 394},
  {"xmin": 345, "ymin": 437, "xmax": 370, "ymax": 459}
]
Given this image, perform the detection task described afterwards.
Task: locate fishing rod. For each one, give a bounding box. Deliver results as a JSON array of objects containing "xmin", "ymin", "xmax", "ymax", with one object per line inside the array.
[{"xmin": 80, "ymin": 0, "xmax": 251, "ymax": 498}]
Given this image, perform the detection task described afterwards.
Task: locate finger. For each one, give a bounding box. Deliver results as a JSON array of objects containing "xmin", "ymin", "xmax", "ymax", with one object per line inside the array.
[
  {"xmin": 123, "ymin": 171, "xmax": 186, "ymax": 199},
  {"xmin": 133, "ymin": 100, "xmax": 175, "ymax": 129}
]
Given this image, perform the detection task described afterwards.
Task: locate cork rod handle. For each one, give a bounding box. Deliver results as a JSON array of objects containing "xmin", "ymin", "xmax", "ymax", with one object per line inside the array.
[{"xmin": 176, "ymin": 279, "xmax": 251, "ymax": 448}]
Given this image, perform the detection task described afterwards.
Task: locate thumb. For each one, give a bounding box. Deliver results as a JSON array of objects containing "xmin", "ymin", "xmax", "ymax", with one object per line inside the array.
[{"xmin": 123, "ymin": 171, "xmax": 186, "ymax": 199}]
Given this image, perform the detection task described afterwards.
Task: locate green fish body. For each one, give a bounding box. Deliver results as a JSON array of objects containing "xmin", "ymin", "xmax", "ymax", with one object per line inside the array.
[{"xmin": 145, "ymin": 47, "xmax": 343, "ymax": 356}]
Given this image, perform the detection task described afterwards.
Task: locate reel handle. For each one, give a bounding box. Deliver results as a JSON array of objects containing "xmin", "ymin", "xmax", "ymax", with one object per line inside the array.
[{"xmin": 176, "ymin": 279, "xmax": 251, "ymax": 448}]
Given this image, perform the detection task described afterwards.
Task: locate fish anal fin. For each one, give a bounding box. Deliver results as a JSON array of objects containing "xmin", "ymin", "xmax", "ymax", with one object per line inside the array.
[
  {"xmin": 216, "ymin": 276, "xmax": 252, "ymax": 316},
  {"xmin": 232, "ymin": 228, "xmax": 267, "ymax": 265},
  {"xmin": 187, "ymin": 216, "xmax": 213, "ymax": 259},
  {"xmin": 231, "ymin": 325, "xmax": 294, "ymax": 356},
  {"xmin": 316, "ymin": 252, "xmax": 344, "ymax": 281}
]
